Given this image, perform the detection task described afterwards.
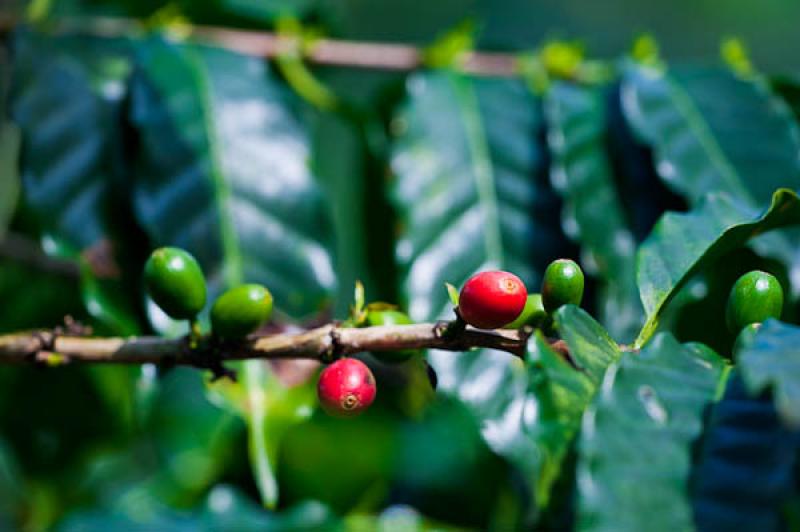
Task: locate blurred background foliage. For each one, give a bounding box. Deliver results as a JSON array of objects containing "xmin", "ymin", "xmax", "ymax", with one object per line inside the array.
[{"xmin": 0, "ymin": 0, "xmax": 799, "ymax": 530}]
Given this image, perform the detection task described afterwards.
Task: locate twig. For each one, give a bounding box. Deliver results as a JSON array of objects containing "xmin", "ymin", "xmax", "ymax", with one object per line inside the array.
[
  {"xmin": 0, "ymin": 13, "xmax": 520, "ymax": 77},
  {"xmin": 0, "ymin": 321, "xmax": 536, "ymax": 366},
  {"xmin": 0, "ymin": 232, "xmax": 80, "ymax": 277}
]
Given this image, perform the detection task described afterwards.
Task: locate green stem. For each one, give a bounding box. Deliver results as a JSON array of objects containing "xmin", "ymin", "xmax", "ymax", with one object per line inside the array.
[{"xmin": 189, "ymin": 318, "xmax": 203, "ymax": 345}]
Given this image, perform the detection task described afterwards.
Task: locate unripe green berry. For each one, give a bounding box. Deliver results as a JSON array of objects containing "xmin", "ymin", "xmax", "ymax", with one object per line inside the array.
[
  {"xmin": 144, "ymin": 247, "xmax": 207, "ymax": 320},
  {"xmin": 366, "ymin": 309, "xmax": 416, "ymax": 363},
  {"xmin": 506, "ymin": 293, "xmax": 548, "ymax": 329},
  {"xmin": 211, "ymin": 284, "xmax": 273, "ymax": 340},
  {"xmin": 541, "ymin": 259, "xmax": 584, "ymax": 314},
  {"xmin": 725, "ymin": 271, "xmax": 783, "ymax": 333}
]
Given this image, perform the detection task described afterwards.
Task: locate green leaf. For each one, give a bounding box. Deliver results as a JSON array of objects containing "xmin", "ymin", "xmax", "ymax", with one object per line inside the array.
[
  {"xmin": 10, "ymin": 31, "xmax": 140, "ymax": 334},
  {"xmin": 390, "ymin": 70, "xmax": 565, "ymax": 320},
  {"xmin": 131, "ymin": 38, "xmax": 336, "ymax": 317},
  {"xmin": 576, "ymin": 334, "xmax": 727, "ymax": 532},
  {"xmin": 544, "ymin": 81, "xmax": 641, "ymax": 340},
  {"xmin": 57, "ymin": 485, "xmax": 339, "ymax": 531},
  {"xmin": 736, "ymin": 319, "xmax": 800, "ymax": 429},
  {"xmin": 635, "ymin": 188, "xmax": 800, "ymax": 347},
  {"xmin": 622, "ymin": 64, "xmax": 800, "ymax": 316},
  {"xmin": 130, "ymin": 38, "xmax": 336, "ymax": 508},
  {"xmin": 691, "ymin": 373, "xmax": 800, "ymax": 532},
  {"xmin": 621, "ymin": 64, "xmax": 800, "ymax": 208},
  {"xmin": 524, "ymin": 306, "xmax": 621, "ymax": 508},
  {"xmin": 388, "ymin": 70, "xmax": 569, "ymax": 505}
]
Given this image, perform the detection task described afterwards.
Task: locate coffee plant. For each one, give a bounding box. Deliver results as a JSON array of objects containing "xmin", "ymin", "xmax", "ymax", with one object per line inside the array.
[{"xmin": 0, "ymin": 3, "xmax": 799, "ymax": 531}]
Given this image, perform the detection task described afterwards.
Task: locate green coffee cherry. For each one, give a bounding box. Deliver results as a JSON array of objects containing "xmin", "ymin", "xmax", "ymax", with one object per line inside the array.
[
  {"xmin": 144, "ymin": 247, "xmax": 207, "ymax": 320},
  {"xmin": 725, "ymin": 271, "xmax": 783, "ymax": 333},
  {"xmin": 366, "ymin": 309, "xmax": 416, "ymax": 363},
  {"xmin": 507, "ymin": 293, "xmax": 548, "ymax": 329},
  {"xmin": 211, "ymin": 284, "xmax": 273, "ymax": 339},
  {"xmin": 541, "ymin": 259, "xmax": 584, "ymax": 314}
]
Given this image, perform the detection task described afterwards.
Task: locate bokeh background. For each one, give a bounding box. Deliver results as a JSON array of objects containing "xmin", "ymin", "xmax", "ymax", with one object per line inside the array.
[{"xmin": 0, "ymin": 1, "xmax": 799, "ymax": 530}]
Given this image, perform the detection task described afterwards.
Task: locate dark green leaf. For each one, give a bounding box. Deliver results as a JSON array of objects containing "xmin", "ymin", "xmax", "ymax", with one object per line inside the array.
[
  {"xmin": 131, "ymin": 38, "xmax": 336, "ymax": 318},
  {"xmin": 576, "ymin": 334, "xmax": 727, "ymax": 531},
  {"xmin": 130, "ymin": 38, "xmax": 336, "ymax": 507},
  {"xmin": 523, "ymin": 306, "xmax": 621, "ymax": 508},
  {"xmin": 772, "ymin": 74, "xmax": 800, "ymax": 124},
  {"xmin": 691, "ymin": 373, "xmax": 800, "ymax": 532},
  {"xmin": 736, "ymin": 319, "xmax": 800, "ymax": 429},
  {"xmin": 544, "ymin": 81, "xmax": 641, "ymax": 341},
  {"xmin": 388, "ymin": 70, "xmax": 568, "ymax": 505},
  {"xmin": 635, "ymin": 188, "xmax": 800, "ymax": 347},
  {"xmin": 622, "ymin": 64, "xmax": 800, "ymax": 320},
  {"xmin": 555, "ymin": 305, "xmax": 623, "ymax": 384},
  {"xmin": 57, "ymin": 485, "xmax": 339, "ymax": 532},
  {"xmin": 10, "ymin": 31, "xmax": 139, "ymax": 334},
  {"xmin": 622, "ymin": 64, "xmax": 800, "ymax": 207}
]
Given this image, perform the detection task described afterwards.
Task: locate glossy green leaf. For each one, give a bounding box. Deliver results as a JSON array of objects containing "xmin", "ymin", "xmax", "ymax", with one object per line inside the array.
[
  {"xmin": 388, "ymin": 70, "xmax": 568, "ymax": 505},
  {"xmin": 576, "ymin": 334, "xmax": 726, "ymax": 532},
  {"xmin": 621, "ymin": 64, "xmax": 800, "ymax": 208},
  {"xmin": 622, "ymin": 63, "xmax": 800, "ymax": 319},
  {"xmin": 131, "ymin": 38, "xmax": 336, "ymax": 317},
  {"xmin": 735, "ymin": 319, "xmax": 800, "ymax": 429},
  {"xmin": 635, "ymin": 188, "xmax": 800, "ymax": 347},
  {"xmin": 390, "ymin": 70, "xmax": 565, "ymax": 320},
  {"xmin": 130, "ymin": 38, "xmax": 336, "ymax": 508},
  {"xmin": 544, "ymin": 81, "xmax": 641, "ymax": 340},
  {"xmin": 524, "ymin": 306, "xmax": 621, "ymax": 508},
  {"xmin": 10, "ymin": 31, "xmax": 140, "ymax": 334},
  {"xmin": 691, "ymin": 373, "xmax": 800, "ymax": 532}
]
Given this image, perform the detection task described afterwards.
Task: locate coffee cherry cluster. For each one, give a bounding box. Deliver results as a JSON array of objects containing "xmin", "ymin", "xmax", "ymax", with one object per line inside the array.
[
  {"xmin": 143, "ymin": 248, "xmax": 585, "ymax": 419},
  {"xmin": 144, "ymin": 247, "xmax": 273, "ymax": 339},
  {"xmin": 456, "ymin": 259, "xmax": 584, "ymax": 330}
]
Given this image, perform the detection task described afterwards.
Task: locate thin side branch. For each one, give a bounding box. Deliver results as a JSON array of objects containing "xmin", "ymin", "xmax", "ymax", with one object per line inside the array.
[
  {"xmin": 0, "ymin": 321, "xmax": 539, "ymax": 367},
  {"xmin": 0, "ymin": 13, "xmax": 520, "ymax": 77},
  {"xmin": 0, "ymin": 232, "xmax": 80, "ymax": 278}
]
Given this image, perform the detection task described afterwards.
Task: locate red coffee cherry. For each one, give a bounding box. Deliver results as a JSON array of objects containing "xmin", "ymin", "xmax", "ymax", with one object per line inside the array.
[
  {"xmin": 317, "ymin": 358, "xmax": 377, "ymax": 418},
  {"xmin": 458, "ymin": 271, "xmax": 528, "ymax": 329}
]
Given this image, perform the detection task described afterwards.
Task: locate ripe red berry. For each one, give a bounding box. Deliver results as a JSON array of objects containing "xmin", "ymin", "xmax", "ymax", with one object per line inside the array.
[
  {"xmin": 317, "ymin": 358, "xmax": 377, "ymax": 418},
  {"xmin": 458, "ymin": 271, "xmax": 528, "ymax": 329}
]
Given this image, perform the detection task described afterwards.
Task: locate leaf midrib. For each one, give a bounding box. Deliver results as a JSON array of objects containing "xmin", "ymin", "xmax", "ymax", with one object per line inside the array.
[
  {"xmin": 185, "ymin": 46, "xmax": 274, "ymax": 507},
  {"xmin": 186, "ymin": 47, "xmax": 243, "ymax": 288},
  {"xmin": 449, "ymin": 74, "xmax": 504, "ymax": 269},
  {"xmin": 662, "ymin": 73, "xmax": 753, "ymax": 205}
]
